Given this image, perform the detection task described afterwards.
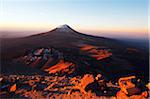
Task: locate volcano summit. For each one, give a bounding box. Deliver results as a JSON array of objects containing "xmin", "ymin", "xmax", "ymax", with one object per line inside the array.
[{"xmin": 55, "ymin": 24, "xmax": 76, "ymax": 32}]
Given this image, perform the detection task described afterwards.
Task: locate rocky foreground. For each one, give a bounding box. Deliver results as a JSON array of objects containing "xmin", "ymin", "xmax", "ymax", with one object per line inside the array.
[
  {"xmin": 0, "ymin": 73, "xmax": 149, "ymax": 99},
  {"xmin": 1, "ymin": 45, "xmax": 149, "ymax": 99}
]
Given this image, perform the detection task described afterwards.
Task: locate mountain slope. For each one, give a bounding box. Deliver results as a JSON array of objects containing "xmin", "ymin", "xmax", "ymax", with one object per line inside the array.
[
  {"xmin": 1, "ymin": 25, "xmax": 149, "ymax": 81},
  {"xmin": 1, "ymin": 25, "xmax": 123, "ymax": 59}
]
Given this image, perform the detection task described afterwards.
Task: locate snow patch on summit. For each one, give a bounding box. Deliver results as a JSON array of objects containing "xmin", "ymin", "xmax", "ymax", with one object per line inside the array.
[
  {"xmin": 56, "ymin": 24, "xmax": 74, "ymax": 32},
  {"xmin": 57, "ymin": 24, "xmax": 70, "ymax": 28}
]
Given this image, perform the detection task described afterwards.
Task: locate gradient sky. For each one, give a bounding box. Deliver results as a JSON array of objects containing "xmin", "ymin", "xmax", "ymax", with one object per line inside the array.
[{"xmin": 0, "ymin": 0, "xmax": 149, "ymax": 39}]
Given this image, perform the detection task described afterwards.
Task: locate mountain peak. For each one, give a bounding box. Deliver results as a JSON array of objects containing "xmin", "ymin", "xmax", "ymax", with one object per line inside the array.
[
  {"xmin": 57, "ymin": 24, "xmax": 70, "ymax": 29},
  {"xmin": 55, "ymin": 24, "xmax": 74, "ymax": 32}
]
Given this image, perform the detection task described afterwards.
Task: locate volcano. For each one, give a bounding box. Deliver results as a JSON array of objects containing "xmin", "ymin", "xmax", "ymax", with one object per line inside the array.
[
  {"xmin": 1, "ymin": 24, "xmax": 149, "ymax": 81},
  {"xmin": 0, "ymin": 24, "xmax": 149, "ymax": 98}
]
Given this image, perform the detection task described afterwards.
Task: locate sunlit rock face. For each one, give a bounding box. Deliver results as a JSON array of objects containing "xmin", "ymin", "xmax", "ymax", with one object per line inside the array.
[
  {"xmin": 44, "ymin": 60, "xmax": 75, "ymax": 74},
  {"xmin": 16, "ymin": 47, "xmax": 76, "ymax": 75},
  {"xmin": 79, "ymin": 44, "xmax": 112, "ymax": 60}
]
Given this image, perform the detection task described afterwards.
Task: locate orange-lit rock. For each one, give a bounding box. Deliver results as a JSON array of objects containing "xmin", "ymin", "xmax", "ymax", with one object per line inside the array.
[
  {"xmin": 117, "ymin": 76, "xmax": 148, "ymax": 99},
  {"xmin": 80, "ymin": 74, "xmax": 95, "ymax": 89},
  {"xmin": 10, "ymin": 84, "xmax": 17, "ymax": 92},
  {"xmin": 79, "ymin": 44, "xmax": 112, "ymax": 60},
  {"xmin": 68, "ymin": 74, "xmax": 95, "ymax": 95},
  {"xmin": 80, "ymin": 45, "xmax": 97, "ymax": 51},
  {"xmin": 1, "ymin": 75, "xmax": 149, "ymax": 99},
  {"xmin": 44, "ymin": 60, "xmax": 75, "ymax": 74},
  {"xmin": 116, "ymin": 90, "xmax": 129, "ymax": 99},
  {"xmin": 90, "ymin": 49, "xmax": 112, "ymax": 60},
  {"xmin": 118, "ymin": 76, "xmax": 136, "ymax": 94},
  {"xmin": 117, "ymin": 90, "xmax": 148, "ymax": 99}
]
